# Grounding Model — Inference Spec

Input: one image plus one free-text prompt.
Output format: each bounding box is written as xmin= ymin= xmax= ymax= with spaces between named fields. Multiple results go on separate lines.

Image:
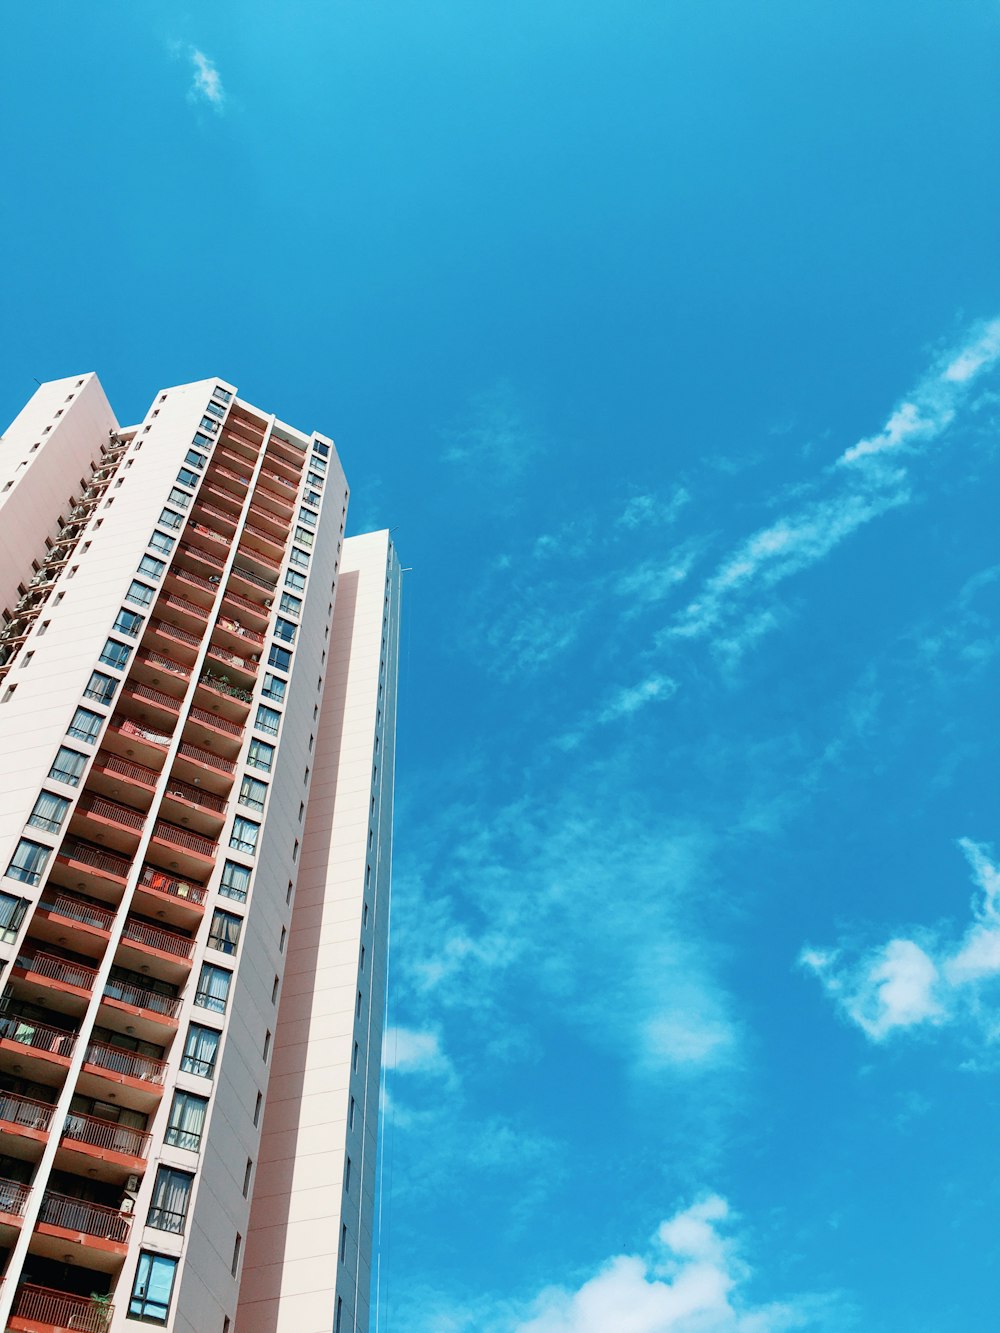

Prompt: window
xmin=297 ymin=506 xmax=317 ymax=528
xmin=246 ymin=738 xmax=274 ymax=773
xmin=176 ymin=467 xmax=200 ymax=490
xmin=254 ymin=1091 xmax=263 ymax=1126
xmin=98 ymin=637 xmax=131 ymax=671
xmin=200 ymin=416 xmax=219 ymax=434
xmin=304 ymin=489 xmax=322 ymax=507
xmin=125 ymin=580 xmax=154 ymax=608
xmin=184 ymin=448 xmax=206 ymax=470
xmin=213 ymin=387 xmax=232 ymax=404
xmin=138 ymin=554 xmax=165 ymax=580
xmin=284 ymin=568 xmax=306 ymax=592
xmin=181 ymin=1023 xmax=221 ymax=1078
xmin=279 ymin=592 xmax=301 ymax=617
xmin=112 ymin=608 xmax=143 ymax=638
xmin=335 ymin=1296 xmax=343 ymax=1333
xmin=231 ymin=1233 xmax=242 ymax=1276
xmin=261 ymin=673 xmax=285 ymax=703
xmin=129 ymin=1252 xmax=178 ymax=1325
xmin=158 ymin=507 xmax=183 ymax=531
xmin=279 ymin=926 xmax=286 ymax=953
xmin=0 ymin=891 xmax=28 ymax=944
xmin=205 ymin=402 xmax=226 ymax=421
xmin=344 ymin=1157 xmax=351 ymax=1193
xmin=307 ymin=470 xmax=325 ymax=489
xmin=27 ymin=791 xmax=70 ymax=834
xmin=267 ymin=644 xmax=291 ymax=672
xmin=271 ymin=975 xmax=279 ymax=1004
xmin=208 ymin=910 xmax=243 ymax=956
xmin=314 ymin=441 xmax=330 ymax=458
xmin=273 ymin=617 xmax=297 ymax=644
xmin=243 ymin=1158 xmax=253 ymax=1197
xmin=293 ymin=525 xmax=314 ymax=548
xmin=289 ymin=546 xmax=310 ymax=569
xmin=6 ymin=839 xmax=51 ymax=886
xmin=82 ymin=672 xmax=116 ymax=707
xmin=230 ymin=817 xmax=260 ymax=855
xmin=165 ymin=1090 xmax=208 ymax=1151
xmin=195 ymin=963 xmax=232 ymax=1014
xmin=352 ymin=1041 xmax=359 ymax=1072
xmin=149 ymin=529 xmax=176 ymax=554
xmin=148 ymin=1166 xmax=193 ymax=1233
xmin=67 ymin=706 xmax=102 ymax=743
xmin=255 ymin=705 xmax=280 ymax=737
xmin=167 ymin=486 xmax=190 ymax=509
xmin=219 ymin=860 xmax=251 ymax=903
xmin=239 ymin=775 xmax=268 ymax=812
xmin=340 ymin=1223 xmax=347 ymax=1262
xmin=348 ymin=1096 xmax=355 ymax=1130
xmin=195 ymin=430 xmax=215 ymax=449
xmin=262 ymin=1030 xmax=271 ymax=1062
xmin=49 ymin=746 xmax=87 ymax=786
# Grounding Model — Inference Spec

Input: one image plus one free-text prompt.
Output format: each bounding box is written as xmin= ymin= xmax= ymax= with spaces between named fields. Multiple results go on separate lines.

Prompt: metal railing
xmin=205 ymin=643 xmax=259 ymax=674
xmin=76 ymin=794 xmax=146 ymax=832
xmin=221 ymin=587 xmax=269 ymax=618
xmin=151 ymin=820 xmax=217 ymax=857
xmin=15 ymin=951 xmax=97 ymax=990
xmin=188 ymin=519 xmax=230 ymax=548
xmin=163 ymin=774 xmax=228 ymax=812
xmin=44 ymin=892 xmax=116 ymax=931
xmin=158 ymin=591 xmax=207 ymax=620
xmin=10 ymin=1287 xmax=114 ymax=1333
xmin=103 ymin=978 xmax=181 ymax=1019
xmin=230 ymin=563 xmax=276 ymax=592
xmin=198 ymin=672 xmax=253 ymax=704
xmin=189 ymin=704 xmax=244 ymax=737
xmin=243 ymin=518 xmax=285 ymax=549
xmin=0 ymin=1012 xmax=78 ymax=1057
xmin=92 ymin=751 xmax=160 ymax=789
xmin=216 ymin=616 xmax=264 ymax=646
xmin=110 ymin=717 xmax=173 ymax=747
xmin=177 ymin=539 xmax=224 ymax=570
xmin=147 ymin=616 xmax=202 ymax=647
xmin=177 ymin=740 xmax=236 ymax=774
xmin=61 ymin=1109 xmax=151 ymax=1159
xmin=121 ymin=918 xmax=194 ymax=959
xmin=0 ymin=1178 xmax=31 ymax=1216
xmin=38 ymin=1189 xmax=132 ymax=1242
xmin=122 ymin=682 xmax=183 ymax=712
xmin=0 ymin=1090 xmax=56 ymax=1132
xmin=139 ymin=865 xmax=207 ymax=905
xmin=57 ymin=839 xmax=130 ymax=880
xmin=238 ymin=541 xmax=281 ymax=568
xmin=168 ymin=563 xmax=218 ymax=594
xmin=84 ymin=1039 xmax=168 ymax=1083
xmin=135 ymin=647 xmax=190 ymax=677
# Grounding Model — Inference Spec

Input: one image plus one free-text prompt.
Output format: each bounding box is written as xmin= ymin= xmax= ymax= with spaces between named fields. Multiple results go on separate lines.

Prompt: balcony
xmin=184 ymin=704 xmax=245 ymax=759
xmin=221 ymin=423 xmax=263 ymax=461
xmin=172 ymin=740 xmax=235 ymax=798
xmin=100 ymin=976 xmax=181 ymax=1039
xmin=264 ymin=441 xmax=304 ymax=482
xmin=79 ymin=1040 xmax=167 ymax=1110
xmin=116 ymin=919 xmax=193 ymax=984
xmin=221 ymin=585 xmax=270 ymax=628
xmin=253 ymin=472 xmax=297 ymax=516
xmin=0 ymin=1012 xmax=77 ymax=1080
xmin=131 ymin=647 xmax=191 ymax=690
xmin=148 ymin=820 xmax=218 ymax=877
xmin=102 ymin=716 xmax=171 ymax=770
xmin=194 ymin=672 xmax=252 ymax=726
xmin=0 ymin=1177 xmax=31 ymax=1227
xmin=35 ymin=1190 xmax=131 ymax=1259
xmin=193 ymin=485 xmax=241 ymax=525
xmin=203 ymin=641 xmax=260 ymax=691
xmin=176 ymin=538 xmax=225 ymax=576
xmin=8 ymin=1284 xmax=114 ymax=1332
xmin=59 ymin=1109 xmax=151 ymax=1175
xmin=134 ymin=865 xmax=206 ymax=927
xmin=11 ymin=952 xmax=97 ymax=1013
xmin=117 ymin=681 xmax=183 ymax=736
xmin=165 ymin=561 xmax=219 ymax=607
xmin=245 ymin=509 xmax=287 ymax=551
xmin=230 ymin=560 xmax=277 ymax=598
xmin=51 ymin=840 xmax=129 ymax=904
xmin=159 ymin=775 xmax=227 ymax=840
xmin=155 ymin=591 xmax=209 ymax=636
xmin=70 ymin=795 xmax=146 ymax=855
xmin=143 ymin=616 xmax=202 ymax=666
xmin=0 ymin=1090 xmax=56 ymax=1148
xmin=187 ymin=518 xmax=231 ymax=554
xmin=85 ymin=751 xmax=158 ymax=812
xmin=29 ymin=894 xmax=114 ymax=960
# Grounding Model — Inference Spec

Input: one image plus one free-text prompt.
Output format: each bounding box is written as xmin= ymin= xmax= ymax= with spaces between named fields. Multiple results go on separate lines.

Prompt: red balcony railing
xmin=0 ymin=1090 xmax=56 ymax=1133
xmin=0 ymin=1013 xmax=77 ymax=1057
xmin=122 ymin=682 xmax=183 ymax=713
xmin=84 ymin=1039 xmax=167 ymax=1083
xmin=92 ymin=751 xmax=160 ymax=791
xmin=136 ymin=648 xmax=193 ymax=678
xmin=56 ymin=839 xmax=131 ymax=881
xmin=231 ymin=563 xmax=277 ymax=592
xmin=158 ymin=591 xmax=207 ymax=621
xmin=177 ymin=740 xmax=235 ymax=774
xmin=147 ymin=616 xmax=202 ymax=647
xmin=111 ymin=717 xmax=172 ymax=748
xmin=163 ymin=775 xmax=228 ymax=813
xmin=43 ymin=893 xmax=116 ymax=932
xmin=121 ymin=918 xmax=194 ymax=959
xmin=209 ymin=462 xmax=251 ymax=487
xmin=62 ymin=1110 xmax=152 ymax=1159
xmin=205 ymin=644 xmax=259 ymax=675
xmin=177 ymin=539 xmax=225 ymax=571
xmin=103 ymin=979 xmax=182 ymax=1019
xmin=260 ymin=465 xmax=297 ymax=491
xmin=10 ymin=1286 xmax=114 ymax=1332
xmin=15 ymin=951 xmax=98 ymax=990
xmin=169 ymin=564 xmax=218 ymax=594
xmin=151 ymin=820 xmax=217 ymax=857
xmin=188 ymin=520 xmax=230 ymax=549
xmin=75 ymin=795 xmax=146 ymax=833
xmin=244 ymin=519 xmax=284 ymax=549
xmin=38 ymin=1190 xmax=132 ymax=1243
xmin=0 ymin=1178 xmax=31 ymax=1217
xmin=216 ymin=616 xmax=264 ymax=646
xmin=221 ymin=587 xmax=269 ymax=618
xmin=188 ymin=704 xmax=243 ymax=737
xmin=139 ymin=865 xmax=207 ymax=905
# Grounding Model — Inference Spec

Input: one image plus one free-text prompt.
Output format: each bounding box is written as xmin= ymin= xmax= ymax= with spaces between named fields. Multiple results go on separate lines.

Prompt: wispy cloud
xmin=800 ymin=837 xmax=1000 ymax=1049
xmin=442 ymin=381 xmax=540 ymax=480
xmin=384 ymin=1026 xmax=455 ymax=1079
xmin=616 ymin=487 xmax=691 ymax=531
xmin=169 ymin=42 xmax=226 ymax=110
xmin=390 ymin=1196 xmax=846 ymax=1332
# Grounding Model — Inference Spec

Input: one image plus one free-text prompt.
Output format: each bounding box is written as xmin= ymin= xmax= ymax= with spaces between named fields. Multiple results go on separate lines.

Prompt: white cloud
xmin=801 ymin=838 xmax=1000 ymax=1047
xmin=389 ymin=1196 xmax=843 ymax=1333
xmin=515 ymin=1196 xmax=830 ymax=1333
xmin=442 ymin=382 xmax=539 ymax=479
xmin=598 ymin=673 xmax=678 ymax=724
xmin=383 ymin=1026 xmax=453 ymax=1077
xmin=189 ymin=48 xmax=225 ymax=107
xmin=617 ymin=488 xmax=691 ymax=531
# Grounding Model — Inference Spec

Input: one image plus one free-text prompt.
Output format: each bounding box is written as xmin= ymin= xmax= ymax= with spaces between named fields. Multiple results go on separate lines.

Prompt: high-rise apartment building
xmin=0 ymin=375 xmax=399 ymax=1333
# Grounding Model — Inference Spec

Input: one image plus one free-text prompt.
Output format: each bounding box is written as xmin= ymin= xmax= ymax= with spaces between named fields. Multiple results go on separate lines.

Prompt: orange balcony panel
xmin=0 ymin=1091 xmax=55 ymax=1145
xmin=0 ymin=1178 xmax=31 ymax=1228
xmin=35 ymin=1190 xmax=131 ymax=1257
xmin=55 ymin=841 xmax=129 ymax=887
xmin=8 ymin=1283 xmax=115 ymax=1332
xmin=0 ymin=1014 xmax=77 ymax=1068
xmin=12 ymin=952 xmax=97 ymax=1001
xmin=60 ymin=1110 xmax=151 ymax=1170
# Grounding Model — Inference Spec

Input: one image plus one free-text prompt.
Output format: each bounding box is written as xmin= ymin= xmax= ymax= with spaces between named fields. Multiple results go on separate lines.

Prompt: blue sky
xmin=3 ymin=4 xmax=1000 ymax=1329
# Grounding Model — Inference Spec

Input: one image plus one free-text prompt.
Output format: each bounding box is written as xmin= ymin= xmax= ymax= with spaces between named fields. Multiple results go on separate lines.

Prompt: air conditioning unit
xmin=120 ymin=1197 xmax=135 ymax=1215
xmin=125 ymin=1174 xmax=140 ymax=1194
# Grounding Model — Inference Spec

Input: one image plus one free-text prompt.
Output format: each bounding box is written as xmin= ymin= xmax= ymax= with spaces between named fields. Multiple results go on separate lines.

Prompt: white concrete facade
xmin=0 ymin=377 xmax=398 ymax=1333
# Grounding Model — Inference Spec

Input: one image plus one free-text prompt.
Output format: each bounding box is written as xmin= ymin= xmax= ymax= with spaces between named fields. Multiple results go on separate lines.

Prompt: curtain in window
xmin=149 ymin=1167 xmax=192 ymax=1233
xmin=7 ymin=840 xmax=50 ymax=885
xmin=220 ymin=861 xmax=251 ymax=901
xmin=28 ymin=791 xmax=68 ymax=832
xmin=167 ymin=1091 xmax=207 ymax=1150
xmin=197 ymin=965 xmax=231 ymax=1012
xmin=0 ymin=892 xmax=27 ymax=943
xmin=210 ymin=912 xmax=242 ymax=955
xmin=182 ymin=1025 xmax=220 ymax=1076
